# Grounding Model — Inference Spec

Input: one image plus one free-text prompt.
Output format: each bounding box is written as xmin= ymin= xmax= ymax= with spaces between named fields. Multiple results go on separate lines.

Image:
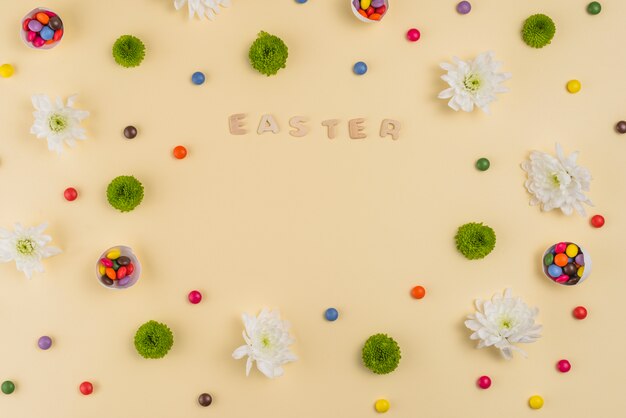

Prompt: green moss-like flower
xmin=112 ymin=35 xmax=146 ymax=68
xmin=455 ymin=222 xmax=496 ymax=260
xmin=248 ymin=31 xmax=288 ymax=76
xmin=362 ymin=333 xmax=401 ymax=375
xmin=522 ymin=14 xmax=556 ymax=48
xmin=107 ymin=175 xmax=144 ymax=212
xmin=134 ymin=320 xmax=174 ymax=359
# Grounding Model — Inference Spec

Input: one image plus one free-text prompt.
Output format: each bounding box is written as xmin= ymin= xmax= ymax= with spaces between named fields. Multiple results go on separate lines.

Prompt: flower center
xmin=48 ymin=113 xmax=68 ymax=133
xmin=261 ymin=335 xmax=271 ymax=348
xmin=16 ymin=238 xmax=36 ymax=256
xmin=463 ymin=73 xmax=482 ymax=92
xmin=551 ymin=173 xmax=560 ymax=186
xmin=499 ymin=317 xmax=513 ymax=330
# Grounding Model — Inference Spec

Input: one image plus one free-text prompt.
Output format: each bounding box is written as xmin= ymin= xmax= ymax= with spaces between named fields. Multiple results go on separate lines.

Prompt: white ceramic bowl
xmin=541 ymin=242 xmax=591 ymax=286
xmin=96 ymin=245 xmax=141 ymax=290
xmin=20 ymin=8 xmax=64 ymax=50
xmin=351 ymin=0 xmax=389 ymax=23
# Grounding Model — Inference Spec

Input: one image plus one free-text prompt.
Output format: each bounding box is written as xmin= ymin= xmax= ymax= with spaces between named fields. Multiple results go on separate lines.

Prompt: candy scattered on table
xmin=0 ymin=64 xmax=15 ymax=78
xmin=410 ymin=285 xmax=426 ymax=299
xmin=566 ymin=79 xmax=581 ymax=93
xmin=192 ymin=71 xmax=205 ymax=85
xmin=456 ymin=1 xmax=471 ymax=14
xmin=475 ymin=157 xmax=490 ymax=171
xmin=353 ymin=61 xmax=368 ymax=75
xmin=477 ymin=375 xmax=491 ymax=389
xmin=587 ymin=2 xmax=602 ymax=15
xmin=590 ymin=214 xmax=605 ymax=228
xmin=123 ymin=125 xmax=137 ymax=139
xmin=353 ymin=0 xmax=387 ymax=21
xmin=616 ymin=121 xmax=626 ymax=134
xmin=188 ymin=290 xmax=202 ymax=304
xmin=324 ymin=307 xmax=339 ymax=321
xmin=528 ymin=395 xmax=544 ymax=409
xmin=198 ymin=392 xmax=213 ymax=406
xmin=406 ymin=28 xmax=420 ymax=42
xmin=543 ymin=242 xmax=586 ymax=285
xmin=21 ymin=9 xmax=63 ymax=49
xmin=556 ymin=359 xmax=571 ymax=373
xmin=1 ymin=380 xmax=15 ymax=395
xmin=79 ymin=381 xmax=93 ymax=395
xmin=374 ymin=399 xmax=390 ymax=413
xmin=173 ymin=145 xmax=188 ymax=159
xmin=573 ymin=306 xmax=588 ymax=320
xmin=64 ymin=187 xmax=78 ymax=201
xmin=38 ymin=336 xmax=52 ymax=350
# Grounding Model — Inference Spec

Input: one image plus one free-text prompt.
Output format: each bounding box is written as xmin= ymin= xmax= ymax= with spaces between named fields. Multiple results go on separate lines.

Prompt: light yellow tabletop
xmin=1 ymin=0 xmax=625 ymax=417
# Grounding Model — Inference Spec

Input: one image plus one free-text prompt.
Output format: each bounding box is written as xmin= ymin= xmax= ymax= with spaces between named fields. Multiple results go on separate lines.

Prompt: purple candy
xmin=575 ymin=254 xmax=585 ymax=266
xmin=117 ymin=276 xmax=131 ymax=286
xmin=353 ymin=0 xmax=360 ymax=9
xmin=371 ymin=0 xmax=385 ymax=7
xmin=456 ymin=1 xmax=471 ymax=14
xmin=28 ymin=20 xmax=43 ymax=32
xmin=38 ymin=336 xmax=52 ymax=350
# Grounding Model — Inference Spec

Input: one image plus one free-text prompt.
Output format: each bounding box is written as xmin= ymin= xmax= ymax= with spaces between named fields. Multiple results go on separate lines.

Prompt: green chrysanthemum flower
xmin=134 ymin=320 xmax=174 ymax=359
xmin=455 ymin=222 xmax=496 ymax=260
xmin=362 ymin=333 xmax=401 ymax=375
xmin=112 ymin=35 xmax=146 ymax=68
xmin=522 ymin=14 xmax=556 ymax=48
xmin=248 ymin=31 xmax=288 ymax=76
xmin=106 ymin=175 xmax=144 ymax=212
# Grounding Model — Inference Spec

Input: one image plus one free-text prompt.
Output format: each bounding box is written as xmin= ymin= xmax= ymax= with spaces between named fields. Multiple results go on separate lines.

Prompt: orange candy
xmin=173 ymin=145 xmax=187 ymax=159
xmin=35 ymin=12 xmax=49 ymax=25
xmin=411 ymin=285 xmax=426 ymax=299
xmin=369 ymin=13 xmax=382 ymax=20
xmin=554 ymin=253 xmax=568 ymax=267
xmin=358 ymin=9 xmax=368 ymax=18
xmin=105 ymin=268 xmax=117 ymax=280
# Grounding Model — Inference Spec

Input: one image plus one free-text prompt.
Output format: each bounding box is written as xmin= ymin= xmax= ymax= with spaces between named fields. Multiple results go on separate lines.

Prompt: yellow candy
xmin=567 ymin=79 xmax=581 ymax=93
xmin=98 ymin=265 xmax=106 ymax=275
xmin=106 ymin=249 xmax=121 ymax=260
xmin=374 ymin=399 xmax=390 ymax=413
xmin=529 ymin=395 xmax=544 ymax=410
xmin=0 ymin=64 xmax=14 ymax=78
xmin=566 ymin=244 xmax=579 ymax=258
xmin=361 ymin=0 xmax=372 ymax=10
xmin=578 ymin=266 xmax=585 ymax=277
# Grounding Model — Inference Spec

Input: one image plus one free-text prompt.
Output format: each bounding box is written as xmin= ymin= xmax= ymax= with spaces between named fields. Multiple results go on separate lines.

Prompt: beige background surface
xmin=1 ymin=0 xmax=625 ymax=417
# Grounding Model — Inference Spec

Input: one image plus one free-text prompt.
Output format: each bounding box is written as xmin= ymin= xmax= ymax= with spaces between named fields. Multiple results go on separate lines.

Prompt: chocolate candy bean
xmin=48 ymin=16 xmax=63 ymax=31
xmin=117 ymin=256 xmax=130 ymax=266
xmin=101 ymin=276 xmax=114 ymax=286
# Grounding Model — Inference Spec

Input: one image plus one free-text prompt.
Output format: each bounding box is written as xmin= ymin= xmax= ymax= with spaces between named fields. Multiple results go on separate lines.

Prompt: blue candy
xmin=324 ymin=308 xmax=339 ymax=321
xmin=353 ymin=61 xmax=368 ymax=75
xmin=548 ymin=264 xmax=563 ymax=278
xmin=191 ymin=71 xmax=205 ymax=85
xmin=295 ymin=0 xmax=308 ymax=3
xmin=40 ymin=26 xmax=55 ymax=41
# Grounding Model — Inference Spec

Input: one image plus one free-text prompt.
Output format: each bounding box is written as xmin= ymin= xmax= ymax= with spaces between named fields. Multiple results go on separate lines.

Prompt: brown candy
xmin=48 ymin=16 xmax=63 ymax=31
xmin=101 ymin=276 xmax=114 ymax=286
xmin=616 ymin=121 xmax=626 ymax=134
xmin=563 ymin=263 xmax=577 ymax=277
xmin=198 ymin=393 xmax=212 ymax=407
xmin=117 ymin=256 xmax=131 ymax=266
xmin=123 ymin=126 xmax=137 ymax=139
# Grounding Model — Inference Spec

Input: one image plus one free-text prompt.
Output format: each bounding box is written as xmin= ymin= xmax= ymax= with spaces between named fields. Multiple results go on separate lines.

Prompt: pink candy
xmin=100 ymin=258 xmax=113 ymax=268
xmin=554 ymin=242 xmax=567 ymax=254
xmin=555 ymin=275 xmax=570 ymax=283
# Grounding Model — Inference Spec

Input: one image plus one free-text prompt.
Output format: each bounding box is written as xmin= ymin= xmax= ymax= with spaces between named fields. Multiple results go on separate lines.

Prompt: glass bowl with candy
xmin=351 ymin=0 xmax=389 ymax=23
xmin=20 ymin=7 xmax=64 ymax=50
xmin=542 ymin=241 xmax=592 ymax=286
xmin=96 ymin=246 xmax=141 ymax=290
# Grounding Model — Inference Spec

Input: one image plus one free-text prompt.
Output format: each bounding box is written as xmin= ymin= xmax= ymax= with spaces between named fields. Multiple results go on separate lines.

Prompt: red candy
xmin=573 ymin=306 xmax=587 ymax=320
xmin=79 ymin=381 xmax=93 ymax=395
xmin=116 ymin=266 xmax=128 ymax=280
xmin=53 ymin=29 xmax=63 ymax=42
xmin=554 ymin=242 xmax=567 ymax=254
xmin=27 ymin=31 xmax=37 ymax=42
xmin=477 ymin=375 xmax=491 ymax=389
xmin=365 ymin=6 xmax=375 ymax=15
xmin=188 ymin=290 xmax=203 ymax=304
xmin=64 ymin=187 xmax=78 ymax=201
xmin=375 ymin=5 xmax=387 ymax=14
xmin=33 ymin=36 xmax=45 ymax=48
xmin=126 ymin=263 xmax=135 ymax=275
xmin=590 ymin=214 xmax=605 ymax=228
xmin=556 ymin=359 xmax=571 ymax=373
xmin=23 ymin=18 xmax=31 ymax=31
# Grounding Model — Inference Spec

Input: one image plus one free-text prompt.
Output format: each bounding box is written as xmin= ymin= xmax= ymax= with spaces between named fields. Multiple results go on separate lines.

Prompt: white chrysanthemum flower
xmin=465 ymin=289 xmax=542 ymax=360
xmin=521 ymin=143 xmax=593 ymax=216
xmin=232 ymin=308 xmax=297 ymax=378
xmin=30 ymin=94 xmax=89 ymax=154
xmin=438 ymin=51 xmax=511 ymax=113
xmin=0 ymin=223 xmax=62 ymax=279
xmin=174 ymin=0 xmax=231 ymax=20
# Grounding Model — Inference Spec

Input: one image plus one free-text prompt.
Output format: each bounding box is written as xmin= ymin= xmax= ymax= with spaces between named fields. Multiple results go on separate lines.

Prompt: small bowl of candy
xmin=20 ymin=7 xmax=64 ymax=50
xmin=96 ymin=245 xmax=141 ymax=290
xmin=351 ymin=0 xmax=389 ymax=22
xmin=542 ymin=241 xmax=591 ymax=286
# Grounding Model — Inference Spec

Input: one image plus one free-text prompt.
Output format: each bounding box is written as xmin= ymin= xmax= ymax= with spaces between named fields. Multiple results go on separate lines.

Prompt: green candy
xmin=112 ymin=260 xmax=120 ymax=270
xmin=1 ymin=380 xmax=15 ymax=395
xmin=587 ymin=2 xmax=601 ymax=15
xmin=543 ymin=253 xmax=554 ymax=266
xmin=475 ymin=158 xmax=490 ymax=171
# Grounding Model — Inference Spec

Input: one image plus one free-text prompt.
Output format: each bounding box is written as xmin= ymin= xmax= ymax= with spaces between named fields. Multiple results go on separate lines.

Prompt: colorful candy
xmin=192 ymin=71 xmax=205 ymax=85
xmin=616 ymin=121 xmax=626 ymax=134
xmin=38 ymin=336 xmax=52 ymax=350
xmin=173 ymin=145 xmax=188 ymax=159
xmin=99 ymin=249 xmax=137 ymax=287
xmin=528 ymin=395 xmax=544 ymax=410
xmin=554 ymin=253 xmax=568 ymax=267
xmin=1 ymin=380 xmax=15 ymax=395
xmin=353 ymin=61 xmax=368 ymax=75
xmin=79 ymin=381 xmax=93 ymax=395
xmin=64 ymin=187 xmax=78 ymax=201
xmin=374 ymin=399 xmax=390 ymax=413
xmin=475 ymin=157 xmax=490 ymax=171
xmin=198 ymin=393 xmax=213 ymax=406
xmin=590 ymin=214 xmax=605 ymax=228
xmin=557 ymin=359 xmax=571 ymax=373
xmin=0 ymin=64 xmax=14 ymax=78
xmin=457 ymin=1 xmax=472 ymax=14
xmin=573 ymin=306 xmax=588 ymax=320
xmin=188 ymin=290 xmax=203 ymax=304
xmin=410 ymin=285 xmax=426 ymax=299
xmin=544 ymin=242 xmax=587 ymax=285
xmin=567 ymin=79 xmax=581 ymax=93
xmin=353 ymin=0 xmax=387 ymax=21
xmin=565 ymin=244 xmax=579 ymax=258
xmin=21 ymin=9 xmax=63 ymax=49
xmin=406 ymin=28 xmax=420 ymax=42
xmin=124 ymin=126 xmax=137 ymax=139
xmin=477 ymin=375 xmax=491 ymax=389
xmin=324 ymin=307 xmax=339 ymax=321
xmin=116 ymin=266 xmax=128 ymax=280
xmin=587 ymin=2 xmax=602 ymax=15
